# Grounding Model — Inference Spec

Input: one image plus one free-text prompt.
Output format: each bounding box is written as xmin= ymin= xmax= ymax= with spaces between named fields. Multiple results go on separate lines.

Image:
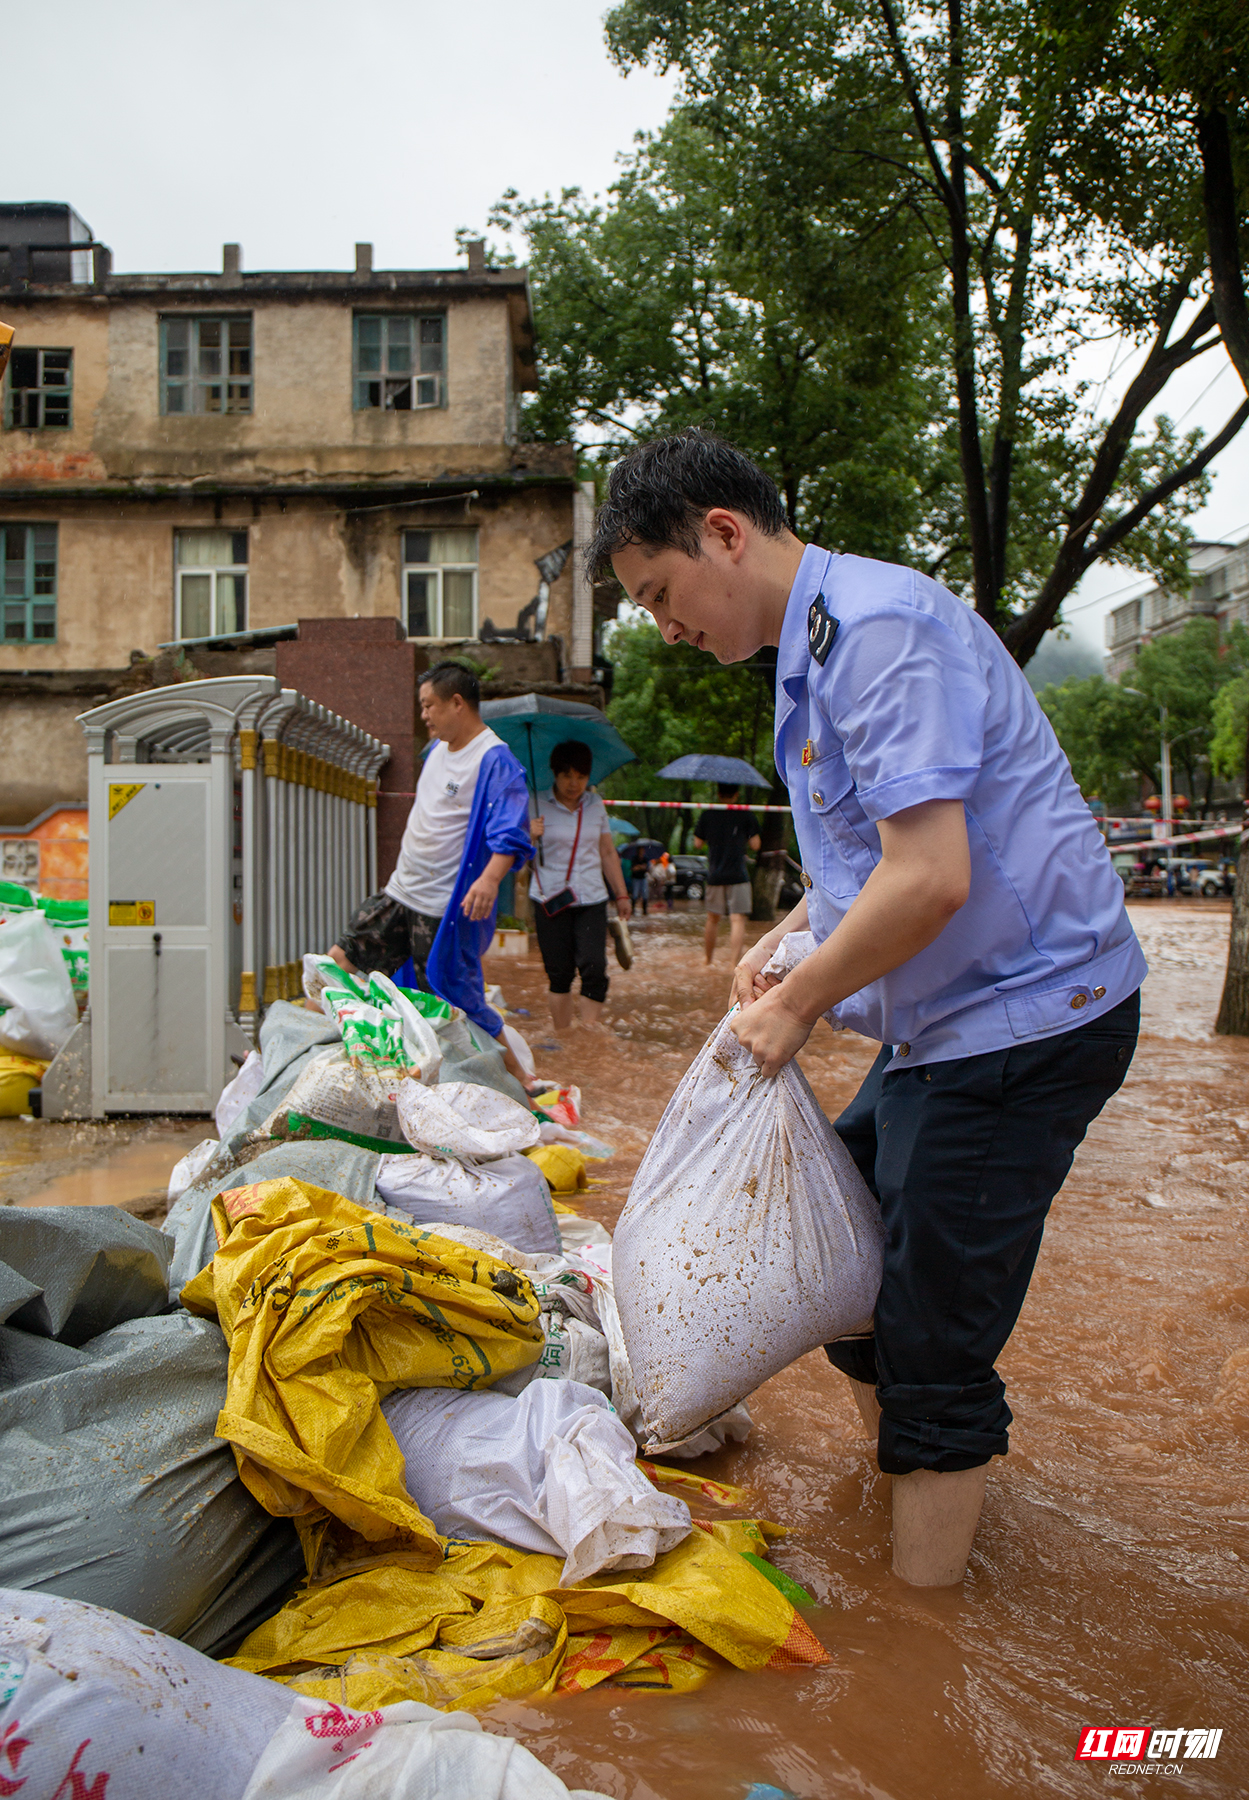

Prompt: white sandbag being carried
xmin=416 ymin=1222 xmax=734 ymax=1452
xmin=382 ymin=1380 xmax=691 ymax=1584
xmin=397 ymin=1079 xmax=540 ymax=1158
xmin=0 ymin=912 xmax=79 ymax=1061
xmin=613 ymin=1012 xmax=885 ymax=1452
xmin=0 ymin=1588 xmax=608 ymax=1800
xmin=376 ymin=1149 xmax=560 ymax=1255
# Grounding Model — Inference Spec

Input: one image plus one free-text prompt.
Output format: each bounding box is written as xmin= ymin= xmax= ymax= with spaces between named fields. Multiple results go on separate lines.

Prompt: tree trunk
xmin=751 ymin=773 xmax=790 ymax=921
xmin=1215 ymin=824 xmax=1249 ymax=1033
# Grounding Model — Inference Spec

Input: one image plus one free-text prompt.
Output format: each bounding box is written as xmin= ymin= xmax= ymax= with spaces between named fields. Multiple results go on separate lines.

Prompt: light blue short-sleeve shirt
xmin=777 ymin=546 xmax=1147 ymax=1067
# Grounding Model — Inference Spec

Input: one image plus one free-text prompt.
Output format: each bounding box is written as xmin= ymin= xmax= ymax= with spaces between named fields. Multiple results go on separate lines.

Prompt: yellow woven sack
xmin=525 ymin=1142 xmax=588 ymax=1192
xmin=0 ymin=1053 xmax=48 ymax=1117
xmin=181 ymin=1178 xmax=543 ymax=1574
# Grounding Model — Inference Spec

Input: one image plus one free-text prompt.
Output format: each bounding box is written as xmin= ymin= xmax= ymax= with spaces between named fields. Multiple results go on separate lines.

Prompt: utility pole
xmin=1125 ymin=690 xmax=1173 ymax=889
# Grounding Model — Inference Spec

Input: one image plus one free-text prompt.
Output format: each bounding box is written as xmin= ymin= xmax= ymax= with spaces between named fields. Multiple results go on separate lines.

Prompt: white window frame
xmin=174 ymin=530 xmax=248 ymax=641
xmin=401 ymin=528 xmax=478 ymax=639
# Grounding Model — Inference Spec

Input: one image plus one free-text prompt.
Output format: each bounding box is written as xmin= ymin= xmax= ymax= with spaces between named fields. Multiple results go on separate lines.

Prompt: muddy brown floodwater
xmin=487 ymin=902 xmax=1249 ymax=1799
xmin=2 ymin=901 xmax=1244 ymax=1795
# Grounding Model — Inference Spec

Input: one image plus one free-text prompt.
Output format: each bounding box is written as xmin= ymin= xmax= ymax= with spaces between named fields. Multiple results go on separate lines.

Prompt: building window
xmin=161 ymin=316 xmax=252 ymax=414
xmin=5 ymin=349 xmax=72 ymax=429
xmin=1 ymin=524 xmax=57 ymax=642
xmin=175 ymin=530 xmax=247 ymax=640
xmin=402 ymin=528 xmax=477 ymax=638
xmin=354 ymin=314 xmax=444 ymax=410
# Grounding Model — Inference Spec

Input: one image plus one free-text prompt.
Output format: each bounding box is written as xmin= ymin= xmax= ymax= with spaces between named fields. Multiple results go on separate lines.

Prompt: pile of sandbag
xmin=0 ymin=1207 xmax=302 ymax=1655
xmin=0 ymin=1587 xmax=609 ymax=1800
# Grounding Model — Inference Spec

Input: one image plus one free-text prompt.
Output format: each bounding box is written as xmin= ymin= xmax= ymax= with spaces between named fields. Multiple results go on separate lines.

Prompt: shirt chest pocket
xmin=806 ymin=757 xmax=880 ymax=897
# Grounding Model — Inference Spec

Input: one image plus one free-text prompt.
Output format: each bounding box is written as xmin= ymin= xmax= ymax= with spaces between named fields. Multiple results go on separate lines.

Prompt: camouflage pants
xmin=337 ymin=891 xmax=442 ymax=991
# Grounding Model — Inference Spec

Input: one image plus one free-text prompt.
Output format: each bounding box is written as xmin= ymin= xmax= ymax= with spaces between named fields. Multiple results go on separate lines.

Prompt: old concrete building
xmin=1104 ymin=537 xmax=1249 ymax=680
xmin=0 ymin=205 xmax=606 ymax=853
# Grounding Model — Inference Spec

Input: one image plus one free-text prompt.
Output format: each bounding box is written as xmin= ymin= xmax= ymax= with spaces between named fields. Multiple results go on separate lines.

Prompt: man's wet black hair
xmin=716 ymin=782 xmax=741 ymax=800
xmin=588 ymin=429 xmax=788 ymax=581
xmin=550 ymin=739 xmax=594 ymax=777
xmin=420 ymin=660 xmax=480 ymax=708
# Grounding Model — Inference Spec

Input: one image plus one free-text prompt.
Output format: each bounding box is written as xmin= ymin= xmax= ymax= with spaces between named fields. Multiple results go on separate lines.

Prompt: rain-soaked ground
xmin=2 ymin=900 xmax=1246 ymax=1796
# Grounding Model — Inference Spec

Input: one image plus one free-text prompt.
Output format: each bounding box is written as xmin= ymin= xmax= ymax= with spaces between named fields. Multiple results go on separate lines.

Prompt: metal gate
xmin=74 ymin=676 xmax=387 ymax=1116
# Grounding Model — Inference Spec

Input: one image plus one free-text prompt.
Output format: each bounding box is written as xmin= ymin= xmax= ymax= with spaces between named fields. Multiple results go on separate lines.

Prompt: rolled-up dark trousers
xmin=825 ymin=992 xmax=1139 ymax=1474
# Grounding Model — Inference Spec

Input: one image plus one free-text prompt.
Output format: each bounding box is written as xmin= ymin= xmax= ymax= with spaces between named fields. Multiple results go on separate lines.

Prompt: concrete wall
xmin=0 ymin=687 xmax=102 ymax=825
xmin=0 ymin=293 xmax=522 ymax=485
xmin=0 ymin=484 xmax=575 ymax=672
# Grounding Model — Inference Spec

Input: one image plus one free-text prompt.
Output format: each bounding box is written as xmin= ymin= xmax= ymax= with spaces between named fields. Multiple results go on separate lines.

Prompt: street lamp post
xmin=1124 ymin=689 xmax=1174 ymax=888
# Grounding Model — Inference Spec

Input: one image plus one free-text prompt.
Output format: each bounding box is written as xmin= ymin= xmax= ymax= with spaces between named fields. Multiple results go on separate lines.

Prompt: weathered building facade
xmin=1104 ymin=537 xmax=1249 ymax=680
xmin=0 ymin=208 xmax=599 ymax=830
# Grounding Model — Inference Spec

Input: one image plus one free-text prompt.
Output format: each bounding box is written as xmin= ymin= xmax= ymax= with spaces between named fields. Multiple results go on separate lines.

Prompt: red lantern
xmin=1173 ymin=794 xmax=1190 ymax=813
xmin=1144 ymin=795 xmax=1162 ymax=814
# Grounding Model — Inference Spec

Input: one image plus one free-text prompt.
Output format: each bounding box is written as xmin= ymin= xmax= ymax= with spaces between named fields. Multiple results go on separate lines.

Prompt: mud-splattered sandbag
xmin=397 ymin=1079 xmax=540 ymax=1158
xmin=612 ymin=1013 xmax=884 ymax=1451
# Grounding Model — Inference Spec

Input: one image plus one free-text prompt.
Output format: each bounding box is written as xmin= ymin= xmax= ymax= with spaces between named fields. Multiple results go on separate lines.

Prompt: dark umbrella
xmin=480 ymin=695 xmax=636 ymax=790
xmin=655 ymin=753 xmax=771 ymax=789
xmin=480 ymin=694 xmax=637 ymax=867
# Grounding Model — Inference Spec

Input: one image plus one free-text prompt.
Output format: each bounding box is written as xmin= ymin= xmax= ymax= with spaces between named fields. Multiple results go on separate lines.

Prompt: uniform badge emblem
xmin=801 ymin=738 xmax=814 ymax=766
xmin=807 ymin=593 xmax=839 ymax=665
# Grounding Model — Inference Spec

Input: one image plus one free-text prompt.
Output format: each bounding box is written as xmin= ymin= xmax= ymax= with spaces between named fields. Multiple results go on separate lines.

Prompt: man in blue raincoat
xmin=332 ymin=661 xmax=533 ymax=1079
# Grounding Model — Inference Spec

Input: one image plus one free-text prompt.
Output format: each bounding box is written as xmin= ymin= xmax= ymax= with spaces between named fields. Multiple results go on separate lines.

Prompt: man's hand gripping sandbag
xmin=612 ymin=1013 xmax=885 ymax=1451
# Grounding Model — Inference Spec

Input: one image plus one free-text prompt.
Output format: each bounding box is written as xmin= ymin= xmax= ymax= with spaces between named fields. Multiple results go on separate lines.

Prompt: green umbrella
xmin=479 ymin=695 xmax=637 ymax=790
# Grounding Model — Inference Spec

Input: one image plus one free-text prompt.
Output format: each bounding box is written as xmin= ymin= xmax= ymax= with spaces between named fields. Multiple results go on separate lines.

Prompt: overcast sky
xmin=8 ymin=0 xmax=1245 ymax=657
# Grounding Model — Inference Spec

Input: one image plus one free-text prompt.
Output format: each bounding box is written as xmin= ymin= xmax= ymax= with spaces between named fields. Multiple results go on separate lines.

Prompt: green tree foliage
xmin=492 ymin=118 xmax=948 ymax=561
xmin=600 ymin=610 xmax=785 ymax=849
xmin=1211 ymin=674 xmax=1249 ymax=781
xmin=1039 ymin=618 xmax=1249 ymax=809
xmin=603 ymin=0 xmax=1249 ymax=660
xmin=1036 ymin=675 xmax=1153 ymax=812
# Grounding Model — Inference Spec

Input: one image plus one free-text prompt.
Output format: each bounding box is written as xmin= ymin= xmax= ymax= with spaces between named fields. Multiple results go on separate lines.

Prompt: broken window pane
xmin=354 ymin=313 xmax=443 ymax=409
xmin=4 ymin=347 xmax=73 ymax=429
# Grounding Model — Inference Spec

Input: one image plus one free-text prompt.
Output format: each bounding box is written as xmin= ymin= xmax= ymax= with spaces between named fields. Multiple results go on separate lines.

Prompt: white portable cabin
xmin=56 ymin=676 xmax=388 ymax=1118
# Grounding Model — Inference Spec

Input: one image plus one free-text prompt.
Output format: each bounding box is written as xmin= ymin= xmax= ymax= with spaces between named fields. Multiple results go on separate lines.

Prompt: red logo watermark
xmin=1075 ymin=1727 xmax=1223 ymax=1762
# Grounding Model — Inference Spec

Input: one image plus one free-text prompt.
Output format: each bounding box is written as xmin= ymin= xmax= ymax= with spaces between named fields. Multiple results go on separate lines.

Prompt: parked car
xmin=1189 ymin=858 xmax=1236 ymax=898
xmin=669 ymin=854 xmax=709 ymax=900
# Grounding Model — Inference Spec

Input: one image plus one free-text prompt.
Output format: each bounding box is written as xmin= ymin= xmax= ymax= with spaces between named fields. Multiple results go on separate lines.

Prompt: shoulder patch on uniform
xmin=807 ymin=593 xmax=840 ymax=666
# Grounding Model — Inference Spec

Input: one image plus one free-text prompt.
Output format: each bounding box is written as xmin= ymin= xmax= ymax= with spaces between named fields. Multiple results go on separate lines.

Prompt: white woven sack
xmin=613 ymin=1012 xmax=885 ymax=1451
xmin=397 ymin=1079 xmax=540 ymax=1158
xmin=0 ymin=911 xmax=78 ymax=1061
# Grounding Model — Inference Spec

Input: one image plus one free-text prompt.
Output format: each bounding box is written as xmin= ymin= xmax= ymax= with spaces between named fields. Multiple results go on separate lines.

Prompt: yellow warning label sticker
xmin=108 ymin=901 xmax=156 ymax=927
xmin=108 ymin=782 xmax=145 ymax=819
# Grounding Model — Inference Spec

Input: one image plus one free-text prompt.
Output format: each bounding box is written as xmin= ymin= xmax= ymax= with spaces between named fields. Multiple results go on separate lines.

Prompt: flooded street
xmin=2 ymin=901 xmax=1245 ymax=1794
xmin=490 ymin=902 xmax=1249 ymax=1799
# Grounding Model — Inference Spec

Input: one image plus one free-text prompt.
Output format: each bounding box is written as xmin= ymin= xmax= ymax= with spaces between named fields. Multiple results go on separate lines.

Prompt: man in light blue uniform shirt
xmin=594 ymin=429 xmax=1145 ymax=1589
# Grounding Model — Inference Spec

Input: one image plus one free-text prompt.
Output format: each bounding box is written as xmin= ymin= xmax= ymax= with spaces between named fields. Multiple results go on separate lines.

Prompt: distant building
xmin=0 ymin=204 xmax=597 ymax=676
xmin=0 ymin=203 xmax=611 ymax=847
xmin=1104 ymin=538 xmax=1249 ymax=679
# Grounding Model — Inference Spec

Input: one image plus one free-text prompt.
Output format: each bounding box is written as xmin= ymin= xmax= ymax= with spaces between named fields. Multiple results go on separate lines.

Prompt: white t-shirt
xmin=530 ymin=788 xmax=611 ymax=906
xmin=385 ymin=727 xmax=502 ymax=916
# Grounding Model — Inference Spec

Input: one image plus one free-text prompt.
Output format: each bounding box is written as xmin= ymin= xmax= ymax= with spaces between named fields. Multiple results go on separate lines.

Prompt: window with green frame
xmin=354 ymin=313 xmax=444 ymax=410
xmin=5 ymin=349 xmax=72 ymax=429
xmin=160 ymin=315 xmax=252 ymax=414
xmin=2 ymin=524 xmax=57 ymax=642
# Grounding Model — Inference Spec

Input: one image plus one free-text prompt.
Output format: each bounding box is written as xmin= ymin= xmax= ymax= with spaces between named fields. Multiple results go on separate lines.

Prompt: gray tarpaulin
xmin=0 ymin=1214 xmax=302 ymax=1658
xmin=0 ymin=1206 xmax=171 ymax=1345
